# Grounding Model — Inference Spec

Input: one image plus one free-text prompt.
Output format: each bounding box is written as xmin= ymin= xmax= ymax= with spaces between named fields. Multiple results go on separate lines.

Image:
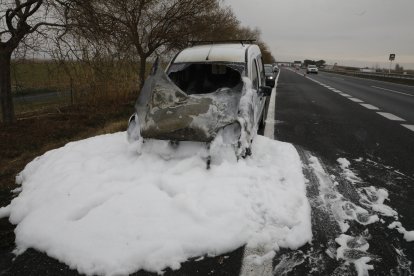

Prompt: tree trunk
xmin=0 ymin=51 xmax=15 ymax=124
xmin=139 ymin=56 xmax=147 ymax=90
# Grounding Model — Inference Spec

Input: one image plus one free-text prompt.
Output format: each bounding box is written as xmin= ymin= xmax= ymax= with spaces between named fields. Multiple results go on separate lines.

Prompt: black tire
xmin=259 ymin=112 xmax=265 ymax=129
xmin=259 ymin=96 xmax=270 ymax=130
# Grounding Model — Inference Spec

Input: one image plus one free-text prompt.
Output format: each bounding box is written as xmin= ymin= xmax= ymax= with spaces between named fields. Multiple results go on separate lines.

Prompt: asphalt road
xmin=274 ymin=67 xmax=414 ymax=274
xmin=276 ymin=68 xmax=414 ymax=174
xmin=313 ymin=71 xmax=414 ymax=122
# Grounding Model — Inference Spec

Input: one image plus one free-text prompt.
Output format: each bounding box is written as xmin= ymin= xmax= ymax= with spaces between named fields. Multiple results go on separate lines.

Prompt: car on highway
xmin=265 ymin=64 xmax=277 ymax=87
xmin=127 ymin=42 xmax=272 ymax=160
xmin=273 ymin=64 xmax=279 ymax=73
xmin=306 ymin=64 xmax=319 ymax=74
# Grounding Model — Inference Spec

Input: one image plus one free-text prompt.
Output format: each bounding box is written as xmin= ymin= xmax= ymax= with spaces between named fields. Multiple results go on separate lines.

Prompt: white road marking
xmin=371 ymin=86 xmax=414 ymax=97
xmin=339 ymin=93 xmax=352 ymax=97
xmin=246 ymin=73 xmax=280 ymax=276
xmin=402 ymin=124 xmax=414 ymax=132
xmin=349 ymin=98 xmax=364 ymax=103
xmin=240 ymin=247 xmax=274 ymax=276
xmin=247 ymin=71 xmax=281 ymax=275
xmin=360 ymin=104 xmax=380 ymax=110
xmin=264 ymin=72 xmax=280 ymax=139
xmin=376 ymin=112 xmax=406 ymax=121
xmin=240 ymin=72 xmax=282 ymax=276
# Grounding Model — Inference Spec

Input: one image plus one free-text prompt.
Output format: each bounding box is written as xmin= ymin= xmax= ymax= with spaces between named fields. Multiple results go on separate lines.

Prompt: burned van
xmin=127 ymin=43 xmax=271 ymax=158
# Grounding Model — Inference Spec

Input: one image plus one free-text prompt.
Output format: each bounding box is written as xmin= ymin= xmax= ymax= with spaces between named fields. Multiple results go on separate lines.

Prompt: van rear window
xmin=168 ymin=63 xmax=244 ymax=95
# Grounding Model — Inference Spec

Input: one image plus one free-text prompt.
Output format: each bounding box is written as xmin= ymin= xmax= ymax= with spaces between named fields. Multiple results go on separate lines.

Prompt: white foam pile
xmin=338 ymin=158 xmax=414 ymax=243
xmin=337 ymin=158 xmax=361 ymax=184
xmin=308 ymin=156 xmax=378 ymax=233
xmin=335 ymin=234 xmax=373 ymax=276
xmin=359 ymin=186 xmax=398 ymax=217
xmin=388 ymin=222 xmax=414 ymax=242
xmin=1 ymin=133 xmax=312 ymax=275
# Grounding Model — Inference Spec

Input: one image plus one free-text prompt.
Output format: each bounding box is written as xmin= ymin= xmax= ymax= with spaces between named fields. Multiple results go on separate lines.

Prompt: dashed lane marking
xmin=371 ymin=86 xmax=414 ymax=97
xmin=304 ymin=72 xmax=414 ymax=132
xmin=360 ymin=104 xmax=380 ymax=110
xmin=376 ymin=112 xmax=406 ymax=121
xmin=402 ymin=124 xmax=414 ymax=132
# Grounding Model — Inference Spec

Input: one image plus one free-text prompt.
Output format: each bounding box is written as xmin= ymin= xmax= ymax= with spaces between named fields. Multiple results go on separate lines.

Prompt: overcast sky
xmin=224 ymin=0 xmax=414 ymax=69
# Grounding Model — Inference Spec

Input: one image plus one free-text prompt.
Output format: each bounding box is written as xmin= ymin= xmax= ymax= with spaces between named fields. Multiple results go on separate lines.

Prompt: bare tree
xmin=68 ymin=0 xmax=222 ymax=88
xmin=230 ymin=26 xmax=275 ymax=63
xmin=0 ymin=0 xmax=68 ymax=123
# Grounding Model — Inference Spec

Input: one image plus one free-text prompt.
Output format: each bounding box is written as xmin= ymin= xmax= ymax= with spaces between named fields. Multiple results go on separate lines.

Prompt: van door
xmin=252 ymin=57 xmax=266 ymax=126
xmin=251 ymin=58 xmax=265 ymax=127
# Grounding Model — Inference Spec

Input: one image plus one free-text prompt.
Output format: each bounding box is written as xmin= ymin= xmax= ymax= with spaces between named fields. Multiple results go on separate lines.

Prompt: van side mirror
xmin=259 ymin=86 xmax=272 ymax=96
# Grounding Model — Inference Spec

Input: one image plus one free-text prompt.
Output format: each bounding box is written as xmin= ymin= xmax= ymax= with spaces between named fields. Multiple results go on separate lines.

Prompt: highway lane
xmin=277 ymin=68 xmax=414 ymax=174
xmin=275 ymin=67 xmax=414 ymax=275
xmin=307 ymin=71 xmax=414 ymax=123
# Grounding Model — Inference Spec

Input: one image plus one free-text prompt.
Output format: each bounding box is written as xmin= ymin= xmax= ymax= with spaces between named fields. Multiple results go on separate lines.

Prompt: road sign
xmin=389 ymin=54 xmax=395 ymax=61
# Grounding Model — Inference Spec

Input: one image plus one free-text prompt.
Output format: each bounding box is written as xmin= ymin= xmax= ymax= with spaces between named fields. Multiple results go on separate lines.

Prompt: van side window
xmin=258 ymin=57 xmax=265 ymax=85
xmin=252 ymin=59 xmax=259 ymax=90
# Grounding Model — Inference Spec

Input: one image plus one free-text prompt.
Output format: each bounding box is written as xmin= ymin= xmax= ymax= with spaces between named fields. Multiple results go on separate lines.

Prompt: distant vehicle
xmin=127 ymin=42 xmax=272 ymax=161
xmin=264 ymin=64 xmax=277 ymax=87
xmin=307 ymin=65 xmax=319 ymax=74
xmin=273 ymin=64 xmax=279 ymax=73
xmin=294 ymin=61 xmax=302 ymax=68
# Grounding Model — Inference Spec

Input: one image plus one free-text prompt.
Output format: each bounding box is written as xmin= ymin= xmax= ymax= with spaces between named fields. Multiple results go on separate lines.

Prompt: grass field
xmin=6 ymin=59 xmax=142 ymax=116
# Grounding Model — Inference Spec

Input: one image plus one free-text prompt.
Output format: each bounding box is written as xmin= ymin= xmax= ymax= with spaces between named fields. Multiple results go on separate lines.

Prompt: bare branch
xmin=28 ymin=21 xmax=66 ymax=33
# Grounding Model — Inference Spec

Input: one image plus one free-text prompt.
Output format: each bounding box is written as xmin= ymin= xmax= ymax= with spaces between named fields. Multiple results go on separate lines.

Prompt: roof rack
xmin=188 ymin=40 xmax=256 ymax=47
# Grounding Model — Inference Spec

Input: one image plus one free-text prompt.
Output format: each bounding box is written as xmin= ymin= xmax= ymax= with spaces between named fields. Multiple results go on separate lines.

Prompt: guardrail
xmin=320 ymin=69 xmax=414 ymax=85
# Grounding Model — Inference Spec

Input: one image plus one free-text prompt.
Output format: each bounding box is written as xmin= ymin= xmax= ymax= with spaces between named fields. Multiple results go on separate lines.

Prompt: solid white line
xmin=377 ymin=112 xmax=406 ymax=121
xmin=239 ymin=247 xmax=274 ymax=276
xmin=402 ymin=124 xmax=414 ymax=132
xmin=360 ymin=104 xmax=380 ymax=110
xmin=349 ymin=98 xmax=364 ymax=103
xmin=264 ymin=72 xmax=280 ymax=139
xmin=371 ymin=86 xmax=414 ymax=97
xmin=243 ymin=75 xmax=280 ymax=276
